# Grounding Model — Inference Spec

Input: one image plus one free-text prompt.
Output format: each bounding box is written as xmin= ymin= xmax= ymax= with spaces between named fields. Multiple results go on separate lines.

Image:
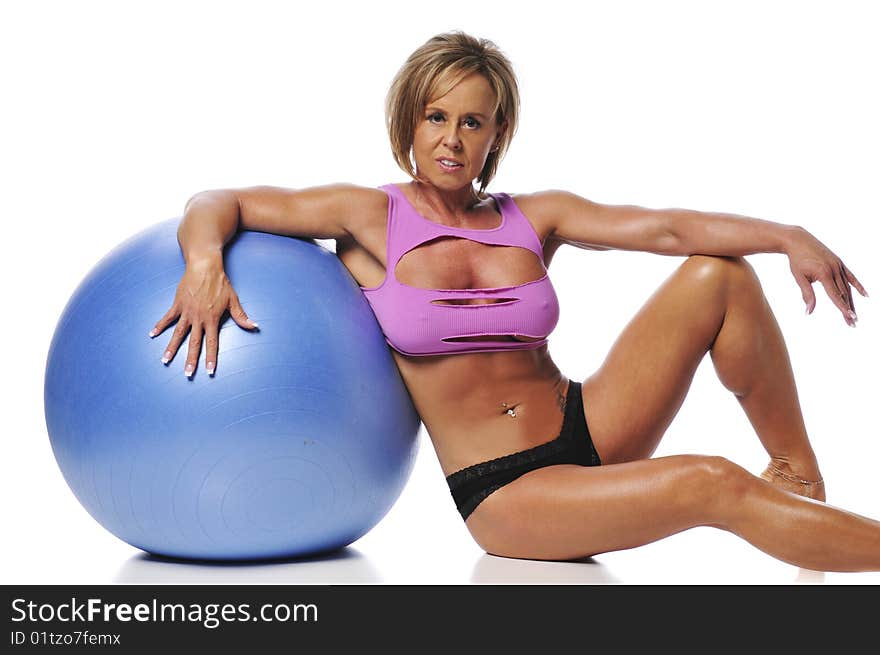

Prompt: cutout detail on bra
xmin=430 ymin=297 xmax=519 ymax=306
xmin=393 ymin=236 xmax=547 ymax=291
xmin=441 ymin=334 xmax=544 ymax=343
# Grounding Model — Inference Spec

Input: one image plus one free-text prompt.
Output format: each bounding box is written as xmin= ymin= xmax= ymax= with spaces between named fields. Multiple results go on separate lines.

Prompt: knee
xmin=680 ymin=455 xmax=755 ymax=522
xmin=679 ymin=256 xmax=764 ymax=312
xmin=681 ymin=255 xmax=759 ymax=292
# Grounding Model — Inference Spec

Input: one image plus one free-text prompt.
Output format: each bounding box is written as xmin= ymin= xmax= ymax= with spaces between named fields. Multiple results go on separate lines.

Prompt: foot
xmin=760 ymin=459 xmax=825 ymax=502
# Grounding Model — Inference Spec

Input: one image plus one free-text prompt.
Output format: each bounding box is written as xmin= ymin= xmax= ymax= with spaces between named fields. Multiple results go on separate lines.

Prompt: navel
xmin=500 ymin=401 xmax=519 ymax=418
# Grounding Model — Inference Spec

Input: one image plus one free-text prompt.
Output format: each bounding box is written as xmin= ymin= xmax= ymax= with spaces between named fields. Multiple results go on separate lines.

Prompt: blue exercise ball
xmin=44 ymin=217 xmax=420 ymax=561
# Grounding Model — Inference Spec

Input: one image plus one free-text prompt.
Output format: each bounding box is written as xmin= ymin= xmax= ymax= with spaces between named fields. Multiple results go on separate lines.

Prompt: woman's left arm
xmin=542 ymin=190 xmax=869 ymax=325
xmin=667 ymin=206 xmax=868 ymax=324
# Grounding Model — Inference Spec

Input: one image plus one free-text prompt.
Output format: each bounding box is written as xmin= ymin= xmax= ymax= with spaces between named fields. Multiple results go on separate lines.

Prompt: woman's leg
xmin=465 ymin=455 xmax=880 ymax=570
xmin=579 ymin=254 xmax=823 ymax=497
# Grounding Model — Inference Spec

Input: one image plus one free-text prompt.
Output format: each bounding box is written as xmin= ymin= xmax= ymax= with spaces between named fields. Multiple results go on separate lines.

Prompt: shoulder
xmin=506 ymin=189 xmax=594 ymax=212
xmin=330 ymin=183 xmax=390 ymax=216
xmin=499 ymin=189 xmax=598 ymax=239
xmin=317 ymin=183 xmax=390 ymax=238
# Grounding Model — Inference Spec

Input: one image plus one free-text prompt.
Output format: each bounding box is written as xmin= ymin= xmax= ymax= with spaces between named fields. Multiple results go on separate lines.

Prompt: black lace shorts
xmin=445 ymin=380 xmax=602 ymax=521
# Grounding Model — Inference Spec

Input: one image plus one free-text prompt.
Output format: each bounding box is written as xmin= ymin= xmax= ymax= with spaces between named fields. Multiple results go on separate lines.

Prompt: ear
xmin=492 ymin=120 xmax=509 ymax=151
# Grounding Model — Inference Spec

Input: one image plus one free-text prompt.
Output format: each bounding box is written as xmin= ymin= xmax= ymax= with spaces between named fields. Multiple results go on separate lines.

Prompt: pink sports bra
xmin=359 ymin=184 xmax=560 ymax=357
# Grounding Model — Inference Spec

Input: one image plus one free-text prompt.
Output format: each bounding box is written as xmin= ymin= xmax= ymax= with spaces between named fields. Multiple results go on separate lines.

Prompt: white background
xmin=2 ymin=0 xmax=878 ymax=584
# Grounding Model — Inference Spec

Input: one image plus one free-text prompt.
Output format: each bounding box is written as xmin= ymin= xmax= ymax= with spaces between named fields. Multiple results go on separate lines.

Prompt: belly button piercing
xmin=501 ymin=402 xmax=517 ymax=418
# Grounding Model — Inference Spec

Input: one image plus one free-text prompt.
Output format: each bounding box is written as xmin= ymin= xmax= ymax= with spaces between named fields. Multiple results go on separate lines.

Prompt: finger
xmin=819 ymin=273 xmax=855 ymax=325
xmin=204 ymin=321 xmax=219 ymax=377
xmin=229 ymin=294 xmax=259 ymax=330
xmin=184 ymin=323 xmax=204 ymax=378
xmin=839 ymin=264 xmax=856 ymax=317
xmin=795 ymin=274 xmax=817 ymax=315
xmin=833 ymin=275 xmax=856 ymax=325
xmin=162 ymin=316 xmax=191 ymax=364
xmin=149 ymin=304 xmax=180 ymax=338
xmin=832 ymin=266 xmax=857 ymax=324
xmin=842 ymin=264 xmax=868 ymax=298
xmin=831 ymin=267 xmax=853 ymax=312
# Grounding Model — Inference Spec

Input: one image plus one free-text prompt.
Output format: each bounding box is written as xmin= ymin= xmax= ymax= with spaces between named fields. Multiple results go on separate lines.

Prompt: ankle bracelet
xmin=767 ymin=464 xmax=824 ymax=486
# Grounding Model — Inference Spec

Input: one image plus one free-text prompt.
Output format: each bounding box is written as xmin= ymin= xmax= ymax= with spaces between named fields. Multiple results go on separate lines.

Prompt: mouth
xmin=436 ymin=158 xmax=464 ymax=172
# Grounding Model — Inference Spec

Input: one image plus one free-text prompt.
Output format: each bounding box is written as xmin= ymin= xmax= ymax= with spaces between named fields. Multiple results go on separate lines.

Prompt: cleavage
xmin=393 ymin=236 xmax=546 ymax=305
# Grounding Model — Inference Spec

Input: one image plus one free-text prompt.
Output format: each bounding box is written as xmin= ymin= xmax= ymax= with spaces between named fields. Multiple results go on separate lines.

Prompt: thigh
xmin=465 ymin=454 xmax=740 ymax=561
xmin=581 ymin=255 xmax=739 ymax=464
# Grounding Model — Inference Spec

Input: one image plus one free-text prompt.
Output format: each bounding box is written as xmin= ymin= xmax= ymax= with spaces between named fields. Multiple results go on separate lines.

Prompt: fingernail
xmin=149 ymin=329 xmax=157 ymax=338
xmin=250 ymin=321 xmax=259 ymax=329
xmin=162 ymin=351 xmax=172 ymax=364
xmin=207 ymin=363 xmax=215 ymax=376
xmin=184 ymin=365 xmax=194 ymax=377
xmin=848 ymin=310 xmax=857 ymax=320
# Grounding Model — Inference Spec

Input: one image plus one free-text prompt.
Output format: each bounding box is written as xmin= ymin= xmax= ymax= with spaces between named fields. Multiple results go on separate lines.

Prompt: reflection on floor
xmin=115 ymin=548 xmax=382 ymax=585
xmin=113 ymin=546 xmax=832 ymax=585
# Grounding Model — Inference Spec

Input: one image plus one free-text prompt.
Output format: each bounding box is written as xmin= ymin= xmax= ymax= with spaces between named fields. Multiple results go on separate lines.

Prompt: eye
xmin=463 ymin=117 xmax=481 ymax=129
xmin=427 ymin=112 xmax=445 ymax=124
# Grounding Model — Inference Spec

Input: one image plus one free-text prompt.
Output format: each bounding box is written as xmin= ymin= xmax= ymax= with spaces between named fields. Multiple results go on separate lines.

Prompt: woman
xmin=150 ymin=32 xmax=878 ymax=570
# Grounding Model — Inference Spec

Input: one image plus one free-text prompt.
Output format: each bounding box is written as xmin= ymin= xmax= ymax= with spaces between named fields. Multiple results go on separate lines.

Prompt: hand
xmin=786 ymin=228 xmax=868 ymax=326
xmin=148 ymin=259 xmax=258 ymax=377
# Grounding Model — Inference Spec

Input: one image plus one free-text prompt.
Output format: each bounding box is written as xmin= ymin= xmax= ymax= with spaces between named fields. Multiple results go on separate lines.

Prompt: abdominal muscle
xmin=390 ymin=344 xmax=570 ymax=477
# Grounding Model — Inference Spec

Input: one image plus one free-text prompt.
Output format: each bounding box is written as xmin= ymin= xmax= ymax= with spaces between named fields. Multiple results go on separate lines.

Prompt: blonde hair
xmin=385 ymin=31 xmax=519 ymax=193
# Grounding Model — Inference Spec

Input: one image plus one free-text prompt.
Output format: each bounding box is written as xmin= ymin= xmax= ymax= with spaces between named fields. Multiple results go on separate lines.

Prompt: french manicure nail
xmin=162 ymin=351 xmax=171 ymax=364
xmin=149 ymin=329 xmax=157 ymax=338
xmin=207 ymin=363 xmax=215 ymax=376
xmin=848 ymin=310 xmax=857 ymax=320
xmin=184 ymin=365 xmax=194 ymax=377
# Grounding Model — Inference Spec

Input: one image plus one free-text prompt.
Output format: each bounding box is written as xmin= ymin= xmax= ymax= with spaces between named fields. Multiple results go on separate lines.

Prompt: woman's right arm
xmin=150 ymin=183 xmax=381 ymax=377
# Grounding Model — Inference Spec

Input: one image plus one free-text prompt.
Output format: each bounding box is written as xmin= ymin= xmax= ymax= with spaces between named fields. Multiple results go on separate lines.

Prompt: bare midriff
xmin=390 ymin=344 xmax=569 ymax=477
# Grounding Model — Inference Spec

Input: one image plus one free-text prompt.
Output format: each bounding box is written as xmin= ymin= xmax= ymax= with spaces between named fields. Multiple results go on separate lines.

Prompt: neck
xmin=411 ymin=180 xmax=483 ymax=220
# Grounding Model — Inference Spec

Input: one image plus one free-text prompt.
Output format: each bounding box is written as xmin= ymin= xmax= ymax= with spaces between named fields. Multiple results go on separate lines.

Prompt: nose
xmin=442 ymin=124 xmax=462 ymax=150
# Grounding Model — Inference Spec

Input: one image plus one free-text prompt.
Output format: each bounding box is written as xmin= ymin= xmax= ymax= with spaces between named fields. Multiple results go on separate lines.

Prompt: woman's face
xmin=412 ymin=73 xmax=506 ymax=192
